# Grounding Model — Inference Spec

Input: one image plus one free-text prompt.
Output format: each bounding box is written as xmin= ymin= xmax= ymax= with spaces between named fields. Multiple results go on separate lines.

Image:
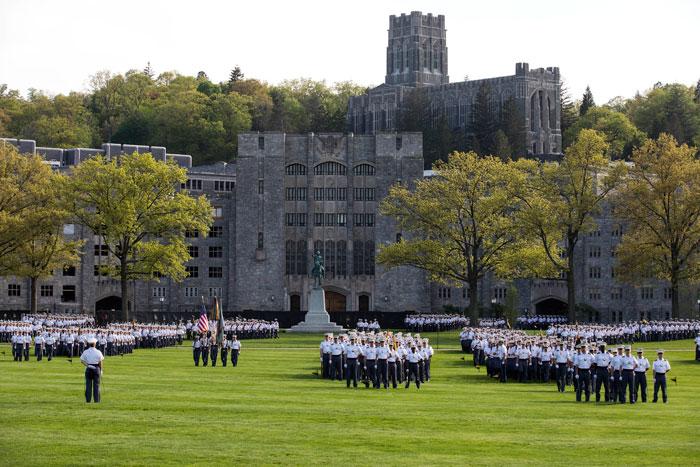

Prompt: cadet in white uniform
xmin=634 ymin=349 xmax=650 ymax=403
xmin=619 ymin=346 xmax=637 ymax=404
xmin=695 ymin=333 xmax=700 ymax=361
xmin=575 ymin=344 xmax=594 ymax=402
xmin=652 ymin=350 xmax=671 ymax=403
xmin=80 ymin=337 xmax=104 ymax=403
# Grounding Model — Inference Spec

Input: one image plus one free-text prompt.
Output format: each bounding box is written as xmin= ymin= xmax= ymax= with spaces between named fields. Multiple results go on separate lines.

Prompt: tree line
xmin=0 ymin=142 xmax=212 ymax=320
xmin=379 ymin=129 xmax=700 ymax=322
xmin=0 ymin=65 xmax=367 ymax=166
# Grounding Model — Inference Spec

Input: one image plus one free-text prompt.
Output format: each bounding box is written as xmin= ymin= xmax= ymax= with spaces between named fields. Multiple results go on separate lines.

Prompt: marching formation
xmin=459 ymin=320 xmax=698 ymax=404
xmin=404 ymin=313 xmax=469 ymax=332
xmin=185 ymin=318 xmax=279 ymax=340
xmin=516 ymin=315 xmax=568 ymax=329
xmin=2 ymin=313 xmax=186 ymax=362
xmin=191 ymin=328 xmax=243 ymax=367
xmin=319 ymin=331 xmax=433 ymax=389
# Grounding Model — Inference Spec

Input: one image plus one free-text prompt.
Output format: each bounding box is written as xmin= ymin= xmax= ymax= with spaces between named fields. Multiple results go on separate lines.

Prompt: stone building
xmin=347 ymin=11 xmax=563 ymax=157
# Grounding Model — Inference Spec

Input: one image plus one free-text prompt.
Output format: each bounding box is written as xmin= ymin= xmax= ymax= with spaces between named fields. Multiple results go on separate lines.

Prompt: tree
xmin=560 ymin=80 xmax=578 ymax=150
xmin=143 ymin=62 xmax=154 ymax=79
xmin=470 ymin=82 xmax=497 ymax=155
xmin=695 ymin=79 xmax=700 ymax=104
xmin=61 ymin=152 xmax=213 ymax=320
xmin=229 ymin=66 xmax=244 ymax=84
xmin=514 ymin=129 xmax=626 ymax=321
xmin=0 ymin=142 xmax=60 ymax=268
xmin=580 ymin=86 xmax=595 ymax=116
xmin=377 ymin=151 xmax=540 ymax=321
xmin=613 ymin=134 xmax=700 ymax=318
xmin=1 ymin=170 xmax=81 ymax=313
xmin=500 ymin=96 xmax=525 ymax=157
xmin=564 ymin=106 xmax=646 ymax=159
xmin=493 ymin=129 xmax=512 ymax=161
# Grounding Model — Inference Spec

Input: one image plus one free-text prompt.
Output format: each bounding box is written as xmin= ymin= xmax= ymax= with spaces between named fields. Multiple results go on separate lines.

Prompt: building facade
xmin=348 ymin=11 xmax=563 ymax=157
xmin=0 ymin=135 xmax=684 ymax=322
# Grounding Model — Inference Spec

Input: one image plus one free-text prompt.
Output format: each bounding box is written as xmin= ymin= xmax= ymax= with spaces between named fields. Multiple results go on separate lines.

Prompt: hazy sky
xmin=1 ymin=0 xmax=698 ymax=103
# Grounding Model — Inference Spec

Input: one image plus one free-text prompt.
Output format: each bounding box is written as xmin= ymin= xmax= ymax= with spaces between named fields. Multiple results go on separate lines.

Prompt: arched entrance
xmin=289 ymin=294 xmax=301 ymax=313
xmin=535 ymin=297 xmax=568 ymax=315
xmin=358 ymin=294 xmax=370 ymax=312
xmin=325 ymin=291 xmax=347 ymax=312
xmin=96 ymin=296 xmax=121 ymax=323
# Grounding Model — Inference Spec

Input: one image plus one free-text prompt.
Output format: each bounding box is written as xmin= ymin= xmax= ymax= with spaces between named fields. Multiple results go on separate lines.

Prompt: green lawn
xmin=1 ymin=332 xmax=699 ymax=466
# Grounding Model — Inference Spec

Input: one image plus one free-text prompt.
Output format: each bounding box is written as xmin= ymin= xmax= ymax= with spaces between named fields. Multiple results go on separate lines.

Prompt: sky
xmin=1 ymin=0 xmax=699 ymax=103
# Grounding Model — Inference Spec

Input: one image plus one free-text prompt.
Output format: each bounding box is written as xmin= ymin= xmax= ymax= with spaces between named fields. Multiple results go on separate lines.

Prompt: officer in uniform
xmin=387 ymin=345 xmax=399 ymax=389
xmin=376 ymin=338 xmax=389 ymax=389
xmin=593 ymin=343 xmax=612 ymax=402
xmin=210 ymin=333 xmax=219 ymax=367
xmin=34 ymin=334 xmax=44 ymax=361
xmin=79 ymin=337 xmax=104 ymax=403
xmin=220 ymin=336 xmax=228 ymax=367
xmin=539 ymin=342 xmax=553 ymax=384
xmin=319 ymin=334 xmax=332 ymax=378
xmin=575 ymin=343 xmax=594 ymax=402
xmin=652 ymin=350 xmax=671 ymax=403
xmin=192 ymin=334 xmax=202 ymax=366
xmin=344 ymin=337 xmax=362 ymax=388
xmin=45 ymin=333 xmax=55 ymax=361
xmin=610 ymin=345 xmax=624 ymax=403
xmin=405 ymin=345 xmax=423 ymax=389
xmin=695 ymin=333 xmax=700 ymax=361
xmin=201 ymin=333 xmax=210 ymax=366
xmin=329 ymin=337 xmax=343 ymax=381
xmin=230 ymin=335 xmax=241 ymax=367
xmin=634 ymin=348 xmax=650 ymax=403
xmin=363 ymin=340 xmax=377 ymax=388
xmin=554 ymin=342 xmax=568 ymax=392
xmin=517 ymin=343 xmax=531 ymax=383
xmin=620 ymin=346 xmax=636 ymax=404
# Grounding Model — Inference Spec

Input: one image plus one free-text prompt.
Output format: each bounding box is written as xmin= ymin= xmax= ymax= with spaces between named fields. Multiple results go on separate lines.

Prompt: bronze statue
xmin=311 ymin=250 xmax=325 ymax=287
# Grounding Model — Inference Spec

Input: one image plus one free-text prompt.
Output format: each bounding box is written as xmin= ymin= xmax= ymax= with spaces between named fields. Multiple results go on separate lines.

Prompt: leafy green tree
xmin=469 ymin=82 xmax=496 ymax=155
xmin=564 ymin=106 xmax=646 ymax=159
xmin=500 ymin=96 xmax=525 ymax=157
xmin=613 ymin=134 xmax=700 ymax=318
xmin=560 ymin=81 xmax=578 ymax=150
xmin=61 ymin=152 xmax=213 ymax=320
xmin=580 ymin=86 xmax=595 ymax=116
xmin=514 ymin=129 xmax=626 ymax=321
xmin=378 ymin=151 xmax=541 ymax=321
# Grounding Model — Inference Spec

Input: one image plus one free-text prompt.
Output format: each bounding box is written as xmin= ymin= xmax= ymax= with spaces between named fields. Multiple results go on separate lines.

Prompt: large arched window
xmin=285 ymin=240 xmax=296 ymax=275
xmin=353 ymin=163 xmax=375 ymax=176
xmin=286 ymin=163 xmax=307 ymax=175
xmin=530 ymin=93 xmax=537 ymax=131
xmin=352 ymin=240 xmax=375 ymax=276
xmin=314 ymin=162 xmax=346 ymax=176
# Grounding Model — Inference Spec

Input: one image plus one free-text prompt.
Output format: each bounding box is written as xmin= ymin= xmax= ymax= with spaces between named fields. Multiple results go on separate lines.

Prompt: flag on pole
xmin=215 ymin=297 xmax=225 ymax=346
xmin=197 ymin=298 xmax=209 ymax=334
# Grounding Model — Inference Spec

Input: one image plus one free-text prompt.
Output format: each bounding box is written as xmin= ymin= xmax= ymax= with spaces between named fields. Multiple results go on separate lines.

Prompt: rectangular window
xmin=152 ymin=287 xmax=166 ymax=298
xmin=93 ymin=265 xmax=108 ymax=277
xmin=611 ymin=267 xmax=616 ymax=279
xmin=94 ymin=245 xmax=109 ymax=256
xmin=257 ymin=232 xmax=264 ymax=249
xmin=337 ymin=213 xmax=346 ymax=227
xmin=208 ymin=266 xmax=223 ymax=278
xmin=366 ymin=214 xmax=374 ymax=227
xmin=212 ymin=207 xmax=223 ymax=218
xmin=663 ymin=287 xmax=672 ymax=300
xmin=209 ymin=287 xmax=222 ymax=297
xmin=258 ymin=179 xmax=264 ymax=194
xmin=186 ymin=266 xmax=199 ymax=278
xmin=258 ymin=136 xmax=264 ymax=150
xmin=209 ymin=226 xmax=223 ymax=238
xmin=610 ymin=288 xmax=622 ymax=300
xmin=40 ymin=285 xmax=53 ymax=297
xmin=184 ymin=287 xmax=198 ymax=298
xmin=214 ymin=180 xmax=235 ymax=192
xmin=188 ymin=246 xmax=199 ymax=258
xmin=62 ymin=285 xmax=76 ymax=302
xmin=588 ymin=288 xmax=601 ymax=300
xmin=641 ymin=287 xmax=654 ymax=300
xmin=589 ymin=246 xmax=601 ymax=258
xmin=8 ymin=284 xmax=21 ymax=297
xmin=589 ymin=266 xmax=601 ymax=279
xmin=315 ymin=213 xmax=324 ymax=226
xmin=63 ymin=265 xmax=76 ymax=276
xmin=181 ymin=179 xmax=203 ymax=191
xmin=209 ymin=246 xmax=223 ymax=258
xmin=185 ymin=229 xmax=199 ymax=238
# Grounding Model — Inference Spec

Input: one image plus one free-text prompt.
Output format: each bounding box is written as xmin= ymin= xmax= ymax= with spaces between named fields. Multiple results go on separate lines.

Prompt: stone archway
xmin=95 ymin=295 xmax=121 ymax=323
xmin=534 ymin=297 xmax=568 ymax=315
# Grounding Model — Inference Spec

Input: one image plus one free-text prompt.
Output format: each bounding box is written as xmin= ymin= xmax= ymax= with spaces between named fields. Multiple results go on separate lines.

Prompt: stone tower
xmin=385 ymin=11 xmax=448 ymax=87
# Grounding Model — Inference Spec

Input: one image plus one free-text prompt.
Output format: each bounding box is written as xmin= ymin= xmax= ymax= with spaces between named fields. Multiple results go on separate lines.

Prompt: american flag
xmin=197 ymin=301 xmax=209 ymax=334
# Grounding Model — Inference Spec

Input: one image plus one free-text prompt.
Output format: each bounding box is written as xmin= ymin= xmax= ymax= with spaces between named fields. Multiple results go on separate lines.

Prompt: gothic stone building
xmin=0 ymin=134 xmax=682 ymax=322
xmin=347 ymin=11 xmax=563 ymax=157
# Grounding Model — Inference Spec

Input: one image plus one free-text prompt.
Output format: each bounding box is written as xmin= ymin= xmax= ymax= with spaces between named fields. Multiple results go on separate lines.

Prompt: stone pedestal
xmin=288 ymin=287 xmax=344 ymax=333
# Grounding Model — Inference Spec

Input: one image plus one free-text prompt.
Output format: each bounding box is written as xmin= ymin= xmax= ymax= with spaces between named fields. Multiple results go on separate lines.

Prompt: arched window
xmin=353 ymin=163 xmax=376 ymax=176
xmin=530 ymin=93 xmax=537 ymax=131
xmin=314 ymin=162 xmax=346 ymax=176
xmin=364 ymin=241 xmax=375 ymax=275
xmin=539 ymin=90 xmax=545 ymax=130
xmin=285 ymin=163 xmax=307 ymax=175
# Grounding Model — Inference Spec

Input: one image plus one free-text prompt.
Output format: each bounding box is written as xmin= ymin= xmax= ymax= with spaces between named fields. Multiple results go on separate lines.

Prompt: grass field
xmin=1 ymin=332 xmax=699 ymax=466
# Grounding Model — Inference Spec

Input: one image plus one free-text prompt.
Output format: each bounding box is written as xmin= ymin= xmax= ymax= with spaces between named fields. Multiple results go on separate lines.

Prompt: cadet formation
xmin=459 ymin=319 xmax=700 ymax=403
xmin=191 ymin=328 xmax=243 ymax=367
xmin=318 ymin=331 xmax=433 ymax=389
xmin=404 ymin=313 xmax=469 ymax=332
xmin=185 ymin=318 xmax=279 ymax=340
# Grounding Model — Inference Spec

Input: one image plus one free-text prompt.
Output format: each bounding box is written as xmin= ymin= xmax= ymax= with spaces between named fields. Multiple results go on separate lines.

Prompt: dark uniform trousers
xmin=221 ymin=347 xmax=228 ymax=367
xmin=231 ymin=349 xmax=239 ymax=367
xmin=377 ymin=359 xmax=388 ymax=388
xmin=35 ymin=344 xmax=42 ymax=361
xmin=322 ymin=353 xmax=330 ymax=378
xmin=388 ymin=361 xmax=398 ymax=388
xmin=210 ymin=345 xmax=218 ymax=367
xmin=46 ymin=344 xmax=53 ymax=361
xmin=653 ymin=373 xmax=668 ymax=403
xmin=594 ymin=367 xmax=610 ymax=402
xmin=611 ymin=370 xmax=621 ymax=402
xmin=346 ymin=358 xmax=358 ymax=387
xmin=634 ymin=371 xmax=647 ymax=402
xmin=330 ymin=354 xmax=342 ymax=380
xmin=23 ymin=344 xmax=29 ymax=361
xmin=202 ymin=346 xmax=209 ymax=366
xmin=517 ymin=359 xmax=529 ymax=382
xmin=424 ymin=357 xmax=431 ymax=381
xmin=364 ymin=359 xmax=376 ymax=387
xmin=620 ymin=369 xmax=635 ymax=403
xmin=576 ymin=369 xmax=592 ymax=402
xmin=85 ymin=366 xmax=101 ymax=403
xmin=193 ymin=347 xmax=201 ymax=366
xmin=406 ymin=362 xmax=420 ymax=388
xmin=541 ymin=361 xmax=551 ymax=383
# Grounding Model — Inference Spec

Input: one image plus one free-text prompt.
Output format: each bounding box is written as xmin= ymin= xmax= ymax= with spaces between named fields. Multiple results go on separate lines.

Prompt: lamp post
xmin=491 ymin=298 xmax=497 ymax=318
xmin=159 ymin=296 xmax=164 ymax=321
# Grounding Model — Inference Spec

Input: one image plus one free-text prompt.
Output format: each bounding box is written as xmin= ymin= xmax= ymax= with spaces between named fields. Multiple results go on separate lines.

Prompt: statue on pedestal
xmin=311 ymin=250 xmax=325 ymax=288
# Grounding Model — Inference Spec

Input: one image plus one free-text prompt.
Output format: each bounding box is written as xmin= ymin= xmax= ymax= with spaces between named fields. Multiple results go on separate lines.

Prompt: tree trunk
xmin=670 ymin=266 xmax=679 ymax=319
xmin=567 ymin=245 xmax=577 ymax=323
xmin=30 ymin=277 xmax=38 ymax=314
xmin=468 ymin=276 xmax=479 ymax=325
xmin=120 ymin=259 xmax=129 ymax=322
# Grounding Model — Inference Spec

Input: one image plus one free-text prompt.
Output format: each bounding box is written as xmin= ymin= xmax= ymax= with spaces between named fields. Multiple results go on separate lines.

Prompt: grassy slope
xmin=0 ymin=332 xmax=698 ymax=466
